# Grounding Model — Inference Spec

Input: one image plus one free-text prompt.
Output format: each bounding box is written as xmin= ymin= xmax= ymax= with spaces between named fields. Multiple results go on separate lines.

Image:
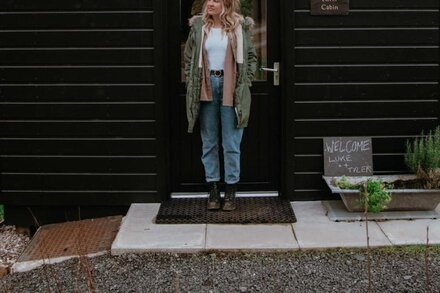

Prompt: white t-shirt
xmin=204 ymin=28 xmax=228 ymax=70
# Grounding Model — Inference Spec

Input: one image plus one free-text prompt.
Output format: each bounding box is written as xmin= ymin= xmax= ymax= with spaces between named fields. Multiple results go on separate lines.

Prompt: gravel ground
xmin=1 ymin=246 xmax=439 ymax=292
xmin=0 ymin=226 xmax=30 ymax=268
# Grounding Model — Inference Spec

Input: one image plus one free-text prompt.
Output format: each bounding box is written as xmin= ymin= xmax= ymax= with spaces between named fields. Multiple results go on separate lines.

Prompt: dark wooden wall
xmin=285 ymin=0 xmax=439 ymax=200
xmin=0 ymin=0 xmax=439 ymax=220
xmin=0 ymin=0 xmax=167 ymax=216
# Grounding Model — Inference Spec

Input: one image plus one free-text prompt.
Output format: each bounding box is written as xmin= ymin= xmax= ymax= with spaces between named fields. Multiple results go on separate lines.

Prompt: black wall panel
xmin=288 ymin=1 xmax=440 ymax=200
xmin=0 ymin=0 xmax=439 ymax=212
xmin=0 ymin=1 xmax=163 ymax=208
xmin=1 ymin=1 xmax=154 ymax=11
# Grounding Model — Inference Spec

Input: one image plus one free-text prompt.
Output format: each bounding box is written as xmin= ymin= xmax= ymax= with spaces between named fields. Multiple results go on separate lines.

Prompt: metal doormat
xmin=17 ymin=216 xmax=122 ymax=262
xmin=155 ymin=197 xmax=296 ymax=224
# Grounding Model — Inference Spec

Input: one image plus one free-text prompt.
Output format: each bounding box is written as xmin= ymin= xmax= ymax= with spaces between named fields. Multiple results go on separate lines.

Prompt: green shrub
xmin=334 ymin=177 xmax=392 ymax=213
xmin=405 ymin=126 xmax=440 ymax=188
xmin=332 ymin=176 xmax=358 ymax=189
xmin=359 ymin=178 xmax=392 ymax=213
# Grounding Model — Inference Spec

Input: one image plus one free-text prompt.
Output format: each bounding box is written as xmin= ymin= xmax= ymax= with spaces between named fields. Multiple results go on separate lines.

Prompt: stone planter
xmin=323 ymin=175 xmax=440 ymax=212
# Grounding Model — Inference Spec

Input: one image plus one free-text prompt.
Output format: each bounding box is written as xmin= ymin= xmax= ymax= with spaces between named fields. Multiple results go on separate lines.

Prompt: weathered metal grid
xmin=18 ymin=216 xmax=122 ymax=262
xmin=155 ymin=197 xmax=296 ymax=224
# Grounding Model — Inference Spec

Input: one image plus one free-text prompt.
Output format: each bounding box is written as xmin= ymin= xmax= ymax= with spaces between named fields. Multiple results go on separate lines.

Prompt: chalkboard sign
xmin=323 ymin=137 xmax=373 ymax=176
xmin=311 ymin=0 xmax=349 ymax=16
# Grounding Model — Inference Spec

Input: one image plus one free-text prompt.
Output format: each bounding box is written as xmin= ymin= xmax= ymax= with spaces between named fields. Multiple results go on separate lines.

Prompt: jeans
xmin=199 ymin=75 xmax=244 ymax=184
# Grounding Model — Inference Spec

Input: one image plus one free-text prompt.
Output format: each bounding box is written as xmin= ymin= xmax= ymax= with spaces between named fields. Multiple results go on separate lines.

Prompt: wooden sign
xmin=323 ymin=137 xmax=373 ymax=176
xmin=311 ymin=0 xmax=349 ymax=15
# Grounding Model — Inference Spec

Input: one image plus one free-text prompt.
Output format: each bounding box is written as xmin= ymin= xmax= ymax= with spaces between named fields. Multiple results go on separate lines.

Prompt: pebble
xmin=0 ymin=225 xmax=30 ymax=267
xmin=353 ymin=254 xmax=366 ymax=261
xmin=1 ymin=249 xmax=438 ymax=292
xmin=0 ymin=226 xmax=438 ymax=292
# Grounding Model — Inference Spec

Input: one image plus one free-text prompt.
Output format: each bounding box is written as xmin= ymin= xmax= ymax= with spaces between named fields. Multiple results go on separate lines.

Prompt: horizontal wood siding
xmin=290 ymin=0 xmax=439 ymax=200
xmin=0 ymin=0 xmax=164 ymax=205
xmin=1 ymin=0 xmax=439 ymax=206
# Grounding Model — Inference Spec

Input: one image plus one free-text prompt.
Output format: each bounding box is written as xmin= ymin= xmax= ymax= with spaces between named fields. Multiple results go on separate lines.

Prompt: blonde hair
xmin=202 ymin=0 xmax=243 ymax=34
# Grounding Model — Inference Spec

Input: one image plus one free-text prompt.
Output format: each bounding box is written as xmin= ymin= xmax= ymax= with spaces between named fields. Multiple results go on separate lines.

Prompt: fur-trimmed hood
xmin=188 ymin=14 xmax=255 ymax=31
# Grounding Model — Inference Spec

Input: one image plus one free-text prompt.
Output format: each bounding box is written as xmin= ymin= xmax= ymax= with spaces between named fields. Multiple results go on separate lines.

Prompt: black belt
xmin=210 ymin=70 xmax=224 ymax=77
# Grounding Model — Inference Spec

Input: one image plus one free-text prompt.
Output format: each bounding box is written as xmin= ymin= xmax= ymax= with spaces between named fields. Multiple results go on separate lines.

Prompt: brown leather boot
xmin=207 ymin=182 xmax=221 ymax=210
xmin=222 ymin=183 xmax=237 ymax=211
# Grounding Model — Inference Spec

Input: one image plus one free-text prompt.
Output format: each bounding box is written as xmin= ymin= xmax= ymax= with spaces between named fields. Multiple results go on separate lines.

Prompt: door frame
xmin=280 ymin=0 xmax=296 ymax=200
xmin=161 ymin=0 xmax=293 ymax=200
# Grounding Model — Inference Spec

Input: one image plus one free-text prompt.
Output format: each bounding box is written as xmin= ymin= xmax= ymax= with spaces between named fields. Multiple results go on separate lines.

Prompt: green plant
xmin=332 ymin=176 xmax=359 ymax=189
xmin=405 ymin=126 xmax=440 ymax=189
xmin=334 ymin=177 xmax=392 ymax=213
xmin=0 ymin=205 xmax=4 ymax=223
xmin=359 ymin=178 xmax=392 ymax=213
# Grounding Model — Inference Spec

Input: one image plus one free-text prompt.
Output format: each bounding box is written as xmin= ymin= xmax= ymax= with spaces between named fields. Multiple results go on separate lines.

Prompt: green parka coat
xmin=184 ymin=15 xmax=258 ymax=133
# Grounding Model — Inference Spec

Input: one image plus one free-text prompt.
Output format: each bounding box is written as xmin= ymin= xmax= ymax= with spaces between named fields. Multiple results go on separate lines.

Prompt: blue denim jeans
xmin=199 ymin=75 xmax=244 ymax=184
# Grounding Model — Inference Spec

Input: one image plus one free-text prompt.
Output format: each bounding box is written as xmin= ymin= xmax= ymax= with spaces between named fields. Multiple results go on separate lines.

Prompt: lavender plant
xmin=405 ymin=126 xmax=440 ymax=189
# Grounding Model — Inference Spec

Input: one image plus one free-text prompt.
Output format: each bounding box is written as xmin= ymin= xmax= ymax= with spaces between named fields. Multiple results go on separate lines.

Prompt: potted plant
xmin=323 ymin=126 xmax=440 ymax=212
xmin=405 ymin=126 xmax=440 ymax=189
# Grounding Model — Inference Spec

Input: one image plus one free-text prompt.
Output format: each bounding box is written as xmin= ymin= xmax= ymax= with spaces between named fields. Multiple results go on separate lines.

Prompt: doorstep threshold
xmin=170 ymin=191 xmax=279 ymax=199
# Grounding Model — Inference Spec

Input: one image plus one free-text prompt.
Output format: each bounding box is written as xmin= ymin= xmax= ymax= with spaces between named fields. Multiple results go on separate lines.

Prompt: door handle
xmin=260 ymin=62 xmax=280 ymax=86
xmin=260 ymin=67 xmax=278 ymax=72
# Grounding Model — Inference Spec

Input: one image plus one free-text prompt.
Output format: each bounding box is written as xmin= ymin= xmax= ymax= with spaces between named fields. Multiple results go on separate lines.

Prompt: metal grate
xmin=155 ymin=197 xmax=296 ymax=224
xmin=17 ymin=216 xmax=122 ymax=262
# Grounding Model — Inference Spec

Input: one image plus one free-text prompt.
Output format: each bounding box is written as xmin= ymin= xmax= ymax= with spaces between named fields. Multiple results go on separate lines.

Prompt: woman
xmin=184 ymin=0 xmax=257 ymax=211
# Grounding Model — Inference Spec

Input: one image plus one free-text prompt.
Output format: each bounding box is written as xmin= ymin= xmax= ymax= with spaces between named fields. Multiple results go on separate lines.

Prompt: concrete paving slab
xmin=377 ymin=219 xmax=440 ymax=245
xmin=293 ymin=221 xmax=392 ymax=249
xmin=206 ymin=224 xmax=299 ymax=250
xmin=110 ymin=201 xmax=439 ymax=255
xmin=291 ymin=201 xmax=330 ymax=223
xmin=292 ymin=201 xmax=391 ymax=248
xmin=111 ymin=204 xmax=206 ymax=254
